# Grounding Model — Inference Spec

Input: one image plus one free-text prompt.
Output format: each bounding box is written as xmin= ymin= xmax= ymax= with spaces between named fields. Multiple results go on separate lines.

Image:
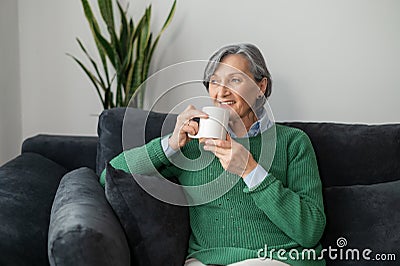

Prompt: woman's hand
xmin=168 ymin=105 xmax=208 ymax=150
xmin=203 ymin=134 xmax=258 ymax=178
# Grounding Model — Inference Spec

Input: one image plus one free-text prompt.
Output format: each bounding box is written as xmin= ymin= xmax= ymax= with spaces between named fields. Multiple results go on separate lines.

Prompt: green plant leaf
xmin=130 ymin=12 xmax=146 ymax=51
xmin=91 ymin=20 xmax=117 ymax=68
xmin=98 ymin=0 xmax=121 ymax=65
xmin=123 ymin=12 xmax=147 ymax=104
xmin=127 ymin=57 xmax=143 ymax=106
xmin=99 ymin=0 xmax=122 ymax=73
xmin=147 ymin=0 xmax=177 ymax=75
xmin=128 ymin=18 xmax=134 ymax=38
xmin=109 ymin=24 xmax=122 ymax=65
xmin=117 ymin=2 xmax=129 ymax=58
xmin=91 ymin=18 xmax=118 ymax=109
xmin=125 ymin=60 xmax=135 ymax=102
xmin=67 ymin=53 xmax=106 ymax=108
xmin=142 ymin=33 xmax=153 ymax=80
xmin=160 ymin=0 xmax=177 ymax=34
xmin=72 ymin=0 xmax=177 ymax=109
xmin=76 ymin=38 xmax=107 ymax=90
xmin=80 ymin=0 xmax=110 ymax=90
xmin=129 ymin=6 xmax=150 ymax=103
xmin=115 ymin=76 xmax=124 ymax=107
xmin=123 ymin=18 xmax=135 ymax=70
xmin=122 ymin=28 xmax=135 ymax=91
xmin=137 ymin=6 xmax=150 ymax=58
xmin=104 ymin=90 xmax=114 ymax=109
xmin=98 ymin=0 xmax=114 ymax=31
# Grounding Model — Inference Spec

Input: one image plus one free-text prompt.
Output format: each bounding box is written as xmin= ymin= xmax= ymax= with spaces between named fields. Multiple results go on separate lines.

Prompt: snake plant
xmin=69 ymin=0 xmax=177 ymax=109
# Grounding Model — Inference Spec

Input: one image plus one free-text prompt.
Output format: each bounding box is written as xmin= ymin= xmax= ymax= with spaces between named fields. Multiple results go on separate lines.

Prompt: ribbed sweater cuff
xmin=146 ymin=137 xmax=172 ymax=168
xmin=243 ymin=172 xmax=276 ymax=193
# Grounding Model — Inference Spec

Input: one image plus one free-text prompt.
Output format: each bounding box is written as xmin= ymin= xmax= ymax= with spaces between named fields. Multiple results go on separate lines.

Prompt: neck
xmin=229 ymin=110 xmax=257 ymax=137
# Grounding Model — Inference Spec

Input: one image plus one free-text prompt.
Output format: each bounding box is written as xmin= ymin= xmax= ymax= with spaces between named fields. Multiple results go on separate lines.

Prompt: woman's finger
xmin=187 ymin=111 xmax=208 ymax=121
xmin=178 ymin=106 xmax=208 ymax=127
xmin=214 ymin=148 xmax=232 ymax=158
xmin=182 ymin=125 xmax=197 ymax=135
xmin=204 ymin=139 xmax=231 ymax=149
xmin=226 ymin=133 xmax=232 ymax=142
xmin=183 ymin=105 xmax=209 ymax=120
xmin=204 ymin=144 xmax=231 ymax=156
xmin=185 ymin=120 xmax=199 ymax=131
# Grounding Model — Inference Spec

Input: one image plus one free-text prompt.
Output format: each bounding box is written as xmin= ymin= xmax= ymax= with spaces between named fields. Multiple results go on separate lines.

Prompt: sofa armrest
xmin=0 ymin=153 xmax=67 ymax=265
xmin=48 ymin=167 xmax=130 ymax=266
xmin=22 ymin=134 xmax=98 ymax=171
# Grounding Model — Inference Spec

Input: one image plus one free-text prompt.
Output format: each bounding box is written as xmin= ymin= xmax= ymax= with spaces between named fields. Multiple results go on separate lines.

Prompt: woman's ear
xmin=257 ymin=77 xmax=268 ymax=97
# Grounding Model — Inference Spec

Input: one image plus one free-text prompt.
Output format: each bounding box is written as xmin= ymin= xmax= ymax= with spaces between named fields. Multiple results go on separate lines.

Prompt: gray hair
xmin=203 ymin=43 xmax=272 ymax=99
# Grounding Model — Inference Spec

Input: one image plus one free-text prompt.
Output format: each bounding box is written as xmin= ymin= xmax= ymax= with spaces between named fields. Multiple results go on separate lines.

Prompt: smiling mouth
xmin=217 ymin=99 xmax=235 ymax=106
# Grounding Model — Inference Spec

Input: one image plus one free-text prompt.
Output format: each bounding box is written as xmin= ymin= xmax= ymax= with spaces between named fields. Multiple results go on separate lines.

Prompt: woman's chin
xmin=218 ymin=103 xmax=235 ymax=112
xmin=227 ymin=108 xmax=241 ymax=120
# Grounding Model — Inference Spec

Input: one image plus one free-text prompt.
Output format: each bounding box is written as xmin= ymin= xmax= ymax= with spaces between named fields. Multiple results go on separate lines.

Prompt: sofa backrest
xmin=22 ymin=135 xmax=98 ymax=171
xmin=282 ymin=122 xmax=400 ymax=187
xmin=97 ymin=108 xmax=400 ymax=187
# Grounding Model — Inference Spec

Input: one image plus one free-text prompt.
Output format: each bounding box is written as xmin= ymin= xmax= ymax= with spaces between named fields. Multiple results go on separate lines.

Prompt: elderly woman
xmin=101 ymin=43 xmax=326 ymax=266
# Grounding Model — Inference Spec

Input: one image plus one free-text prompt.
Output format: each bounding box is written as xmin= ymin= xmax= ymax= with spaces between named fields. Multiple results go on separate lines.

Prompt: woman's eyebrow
xmin=228 ymin=72 xmax=246 ymax=77
xmin=212 ymin=72 xmax=246 ymax=77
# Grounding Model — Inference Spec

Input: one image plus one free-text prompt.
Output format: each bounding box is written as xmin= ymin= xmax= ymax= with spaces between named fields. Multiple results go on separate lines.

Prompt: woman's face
xmin=208 ymin=54 xmax=266 ymax=126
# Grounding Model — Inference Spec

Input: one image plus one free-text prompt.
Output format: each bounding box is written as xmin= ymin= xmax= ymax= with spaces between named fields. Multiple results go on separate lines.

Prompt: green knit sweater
xmin=100 ymin=124 xmax=326 ymax=265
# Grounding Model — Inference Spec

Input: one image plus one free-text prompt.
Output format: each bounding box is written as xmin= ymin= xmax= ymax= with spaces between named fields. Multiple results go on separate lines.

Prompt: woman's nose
xmin=216 ymin=83 xmax=231 ymax=96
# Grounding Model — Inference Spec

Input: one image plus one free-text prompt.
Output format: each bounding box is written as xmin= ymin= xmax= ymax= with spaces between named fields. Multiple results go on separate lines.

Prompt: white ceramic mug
xmin=188 ymin=106 xmax=230 ymax=140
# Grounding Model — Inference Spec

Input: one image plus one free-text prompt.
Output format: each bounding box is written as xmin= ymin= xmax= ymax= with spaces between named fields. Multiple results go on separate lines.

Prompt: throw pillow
xmin=96 ymin=107 xmax=176 ymax=175
xmin=48 ymin=167 xmax=130 ymax=266
xmin=321 ymin=180 xmax=400 ymax=264
xmin=105 ymin=164 xmax=190 ymax=266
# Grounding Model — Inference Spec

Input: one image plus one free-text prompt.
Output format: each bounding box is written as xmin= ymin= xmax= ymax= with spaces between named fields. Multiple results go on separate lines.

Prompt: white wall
xmin=0 ymin=0 xmax=22 ymax=165
xmin=148 ymin=0 xmax=400 ymax=123
xmin=18 ymin=0 xmax=103 ymax=140
xmin=9 ymin=0 xmax=400 ymax=160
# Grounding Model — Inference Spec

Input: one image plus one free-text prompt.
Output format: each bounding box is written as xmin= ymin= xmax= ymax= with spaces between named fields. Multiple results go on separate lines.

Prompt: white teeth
xmin=219 ymin=101 xmax=234 ymax=105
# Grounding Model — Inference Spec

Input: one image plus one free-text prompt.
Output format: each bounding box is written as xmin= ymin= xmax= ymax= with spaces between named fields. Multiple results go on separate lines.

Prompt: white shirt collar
xmin=228 ymin=108 xmax=273 ymax=138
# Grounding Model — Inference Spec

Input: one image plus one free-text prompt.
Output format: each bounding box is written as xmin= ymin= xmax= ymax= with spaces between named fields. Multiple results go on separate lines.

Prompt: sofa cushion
xmin=105 ymin=164 xmax=190 ymax=266
xmin=0 ymin=153 xmax=67 ymax=266
xmin=96 ymin=107 xmax=176 ymax=175
xmin=321 ymin=180 xmax=400 ymax=264
xmin=283 ymin=122 xmax=400 ymax=187
xmin=48 ymin=167 xmax=130 ymax=266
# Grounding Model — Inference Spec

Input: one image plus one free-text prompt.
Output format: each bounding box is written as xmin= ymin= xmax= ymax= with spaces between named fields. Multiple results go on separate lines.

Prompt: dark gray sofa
xmin=0 ymin=107 xmax=399 ymax=266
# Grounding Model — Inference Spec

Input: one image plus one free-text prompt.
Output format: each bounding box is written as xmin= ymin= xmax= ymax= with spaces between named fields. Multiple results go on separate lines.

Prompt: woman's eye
xmin=231 ymin=78 xmax=241 ymax=83
xmin=210 ymin=79 xmax=219 ymax=84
